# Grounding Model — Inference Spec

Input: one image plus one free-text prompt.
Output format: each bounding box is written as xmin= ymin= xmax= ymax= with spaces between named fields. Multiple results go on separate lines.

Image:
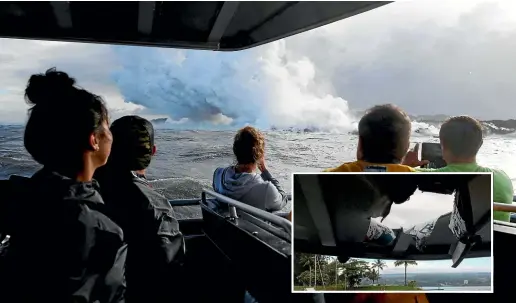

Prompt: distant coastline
xmin=375 ymin=272 xmax=491 ymax=288
xmin=150 ymin=117 xmax=168 ymax=125
xmin=411 ymin=114 xmax=516 ymax=135
xmin=421 ymin=286 xmax=491 ymax=291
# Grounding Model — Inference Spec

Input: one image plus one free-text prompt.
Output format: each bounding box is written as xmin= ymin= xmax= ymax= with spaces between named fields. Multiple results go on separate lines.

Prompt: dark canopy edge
xmin=0 ymin=1 xmax=391 ymax=51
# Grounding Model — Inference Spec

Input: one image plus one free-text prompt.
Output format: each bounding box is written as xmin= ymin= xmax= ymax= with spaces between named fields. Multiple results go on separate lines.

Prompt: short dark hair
xmin=440 ymin=116 xmax=483 ymax=158
xmin=233 ymin=126 xmax=265 ymax=165
xmin=358 ymin=104 xmax=411 ymax=163
xmin=24 ymin=68 xmax=109 ymax=170
xmin=109 ymin=115 xmax=155 ymax=171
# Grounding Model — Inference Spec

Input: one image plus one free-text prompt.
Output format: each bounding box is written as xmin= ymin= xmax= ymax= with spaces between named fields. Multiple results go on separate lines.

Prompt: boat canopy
xmin=0 ymin=1 xmax=390 ymax=51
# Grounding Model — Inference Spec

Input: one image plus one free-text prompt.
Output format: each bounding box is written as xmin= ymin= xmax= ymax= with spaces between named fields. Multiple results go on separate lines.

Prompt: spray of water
xmin=111 ymin=41 xmax=357 ymax=132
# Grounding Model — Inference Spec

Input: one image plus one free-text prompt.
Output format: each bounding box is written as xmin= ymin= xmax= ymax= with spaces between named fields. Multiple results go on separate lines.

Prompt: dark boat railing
xmin=168 ymin=194 xmax=292 ymax=207
xmin=202 ymin=189 xmax=292 ymax=237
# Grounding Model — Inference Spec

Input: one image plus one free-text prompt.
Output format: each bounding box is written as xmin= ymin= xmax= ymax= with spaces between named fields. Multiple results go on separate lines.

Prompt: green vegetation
xmin=295 ymin=285 xmax=421 ymax=291
xmin=394 ymin=260 xmax=418 ymax=286
xmin=294 ymin=253 xmax=421 ymax=290
xmin=353 ymin=285 xmax=421 ymax=290
xmin=371 ymin=259 xmax=387 ymax=284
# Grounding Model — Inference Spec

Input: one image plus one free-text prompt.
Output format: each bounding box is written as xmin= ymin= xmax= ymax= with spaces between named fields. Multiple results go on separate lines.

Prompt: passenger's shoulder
xmin=75 ymin=202 xmax=124 ymax=240
xmin=249 ymin=179 xmax=271 ymax=191
xmin=324 ymin=162 xmax=356 ymax=172
xmin=396 ymin=165 xmax=415 ymax=172
xmin=248 ymin=181 xmax=278 ymax=199
xmin=262 ymin=180 xmax=279 ymax=191
xmin=491 ymin=168 xmax=513 ymax=185
xmin=133 ymin=181 xmax=172 ymax=211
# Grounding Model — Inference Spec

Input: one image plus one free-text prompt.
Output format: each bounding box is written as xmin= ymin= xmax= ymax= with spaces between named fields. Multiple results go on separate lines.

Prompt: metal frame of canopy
xmin=0 ymin=1 xmax=391 ymax=51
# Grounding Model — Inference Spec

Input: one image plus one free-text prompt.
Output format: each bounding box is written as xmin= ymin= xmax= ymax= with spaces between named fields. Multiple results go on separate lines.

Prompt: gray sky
xmin=378 ymin=191 xmax=454 ymax=229
xmin=1 ymin=0 xmax=516 ymax=125
xmin=283 ymin=0 xmax=516 ymax=120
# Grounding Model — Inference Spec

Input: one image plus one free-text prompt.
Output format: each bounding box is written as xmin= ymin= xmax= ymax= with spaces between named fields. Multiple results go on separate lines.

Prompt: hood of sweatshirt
xmin=213 ymin=166 xmax=264 ymax=200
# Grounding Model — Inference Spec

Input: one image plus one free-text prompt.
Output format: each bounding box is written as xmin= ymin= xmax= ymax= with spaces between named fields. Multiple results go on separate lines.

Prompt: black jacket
xmin=0 ymin=168 xmax=127 ymax=303
xmin=95 ymin=168 xmax=185 ymax=303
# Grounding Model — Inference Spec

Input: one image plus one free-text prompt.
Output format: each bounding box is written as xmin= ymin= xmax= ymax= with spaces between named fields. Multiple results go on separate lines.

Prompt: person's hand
xmin=402 ymin=143 xmax=429 ymax=167
xmin=258 ymin=157 xmax=267 ymax=172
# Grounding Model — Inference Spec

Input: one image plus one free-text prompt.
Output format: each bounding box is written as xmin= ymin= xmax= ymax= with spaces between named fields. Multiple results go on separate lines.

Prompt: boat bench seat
xmin=207 ymin=193 xmax=291 ymax=241
xmin=200 ymin=197 xmax=291 ymax=303
xmin=0 ymin=180 xmax=10 ymax=241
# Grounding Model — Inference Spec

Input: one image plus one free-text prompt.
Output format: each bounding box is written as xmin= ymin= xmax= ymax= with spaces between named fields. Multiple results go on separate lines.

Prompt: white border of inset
xmin=290 ymin=172 xmax=494 ymax=294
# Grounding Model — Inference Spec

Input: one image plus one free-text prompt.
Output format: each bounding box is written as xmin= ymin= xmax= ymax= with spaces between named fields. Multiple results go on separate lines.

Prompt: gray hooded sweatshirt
xmin=212 ymin=166 xmax=288 ymax=212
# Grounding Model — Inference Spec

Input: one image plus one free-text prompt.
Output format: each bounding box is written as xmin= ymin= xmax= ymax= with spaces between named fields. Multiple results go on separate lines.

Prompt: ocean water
xmin=1 ymin=125 xmax=516 ymax=218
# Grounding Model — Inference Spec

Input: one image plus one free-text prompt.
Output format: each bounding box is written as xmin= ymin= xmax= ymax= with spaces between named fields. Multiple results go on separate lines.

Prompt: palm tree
xmin=394 ymin=260 xmax=418 ymax=286
xmin=366 ymin=268 xmax=380 ymax=285
xmin=371 ymin=259 xmax=387 ymax=284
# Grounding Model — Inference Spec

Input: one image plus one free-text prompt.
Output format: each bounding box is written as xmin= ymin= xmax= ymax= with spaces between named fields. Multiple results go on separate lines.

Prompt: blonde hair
xmin=233 ymin=126 xmax=265 ymax=165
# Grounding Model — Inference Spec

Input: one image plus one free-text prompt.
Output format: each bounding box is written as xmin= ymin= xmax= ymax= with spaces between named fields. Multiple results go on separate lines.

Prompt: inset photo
xmin=292 ymin=173 xmax=493 ymax=293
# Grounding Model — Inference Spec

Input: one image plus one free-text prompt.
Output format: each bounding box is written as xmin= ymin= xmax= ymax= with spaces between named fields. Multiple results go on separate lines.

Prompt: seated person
xmin=320 ymin=174 xmax=417 ymax=246
xmin=0 ymin=68 xmax=126 ymax=302
xmin=213 ymin=126 xmax=288 ymax=212
xmin=94 ymin=115 xmax=185 ymax=303
xmin=325 ymin=104 xmax=427 ymax=172
xmin=404 ymin=116 xmax=514 ymax=222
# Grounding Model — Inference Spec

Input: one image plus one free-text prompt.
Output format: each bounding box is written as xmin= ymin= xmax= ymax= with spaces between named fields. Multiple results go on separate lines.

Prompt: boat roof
xmin=0 ymin=1 xmax=390 ymax=51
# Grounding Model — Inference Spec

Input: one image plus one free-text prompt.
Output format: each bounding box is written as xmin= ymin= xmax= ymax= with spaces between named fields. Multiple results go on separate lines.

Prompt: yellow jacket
xmin=324 ymin=160 xmax=415 ymax=172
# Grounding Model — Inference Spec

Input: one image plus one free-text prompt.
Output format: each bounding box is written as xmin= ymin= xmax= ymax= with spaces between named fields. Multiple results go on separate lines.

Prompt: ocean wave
xmin=264 ymin=119 xmax=515 ymax=137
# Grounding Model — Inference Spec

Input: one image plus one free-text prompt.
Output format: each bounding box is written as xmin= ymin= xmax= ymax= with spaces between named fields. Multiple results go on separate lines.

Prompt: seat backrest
xmin=237 ymin=211 xmax=290 ymax=242
xmin=0 ymin=176 xmax=30 ymax=235
xmin=0 ymin=180 xmax=11 ymax=240
xmin=200 ymin=202 xmax=291 ymax=303
xmin=402 ymin=175 xmax=491 ymax=256
xmin=450 ymin=174 xmax=491 ymax=239
xmin=468 ymin=174 xmax=492 ymax=226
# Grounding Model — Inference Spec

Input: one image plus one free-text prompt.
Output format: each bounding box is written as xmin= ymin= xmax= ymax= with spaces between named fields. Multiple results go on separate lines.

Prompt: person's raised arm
xmin=402 ymin=143 xmax=430 ymax=168
xmin=259 ymin=158 xmax=288 ymax=211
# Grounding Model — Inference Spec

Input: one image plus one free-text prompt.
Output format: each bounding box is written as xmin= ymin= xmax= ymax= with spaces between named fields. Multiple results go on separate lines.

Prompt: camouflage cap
xmin=109 ymin=115 xmax=155 ymax=171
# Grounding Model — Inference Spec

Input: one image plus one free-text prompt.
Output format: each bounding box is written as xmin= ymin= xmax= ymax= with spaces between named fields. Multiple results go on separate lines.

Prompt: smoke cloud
xmin=111 ymin=41 xmax=356 ymax=132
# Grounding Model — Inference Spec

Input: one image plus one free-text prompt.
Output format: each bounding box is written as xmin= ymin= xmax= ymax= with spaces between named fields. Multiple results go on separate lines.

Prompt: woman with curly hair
xmin=213 ymin=126 xmax=288 ymax=212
